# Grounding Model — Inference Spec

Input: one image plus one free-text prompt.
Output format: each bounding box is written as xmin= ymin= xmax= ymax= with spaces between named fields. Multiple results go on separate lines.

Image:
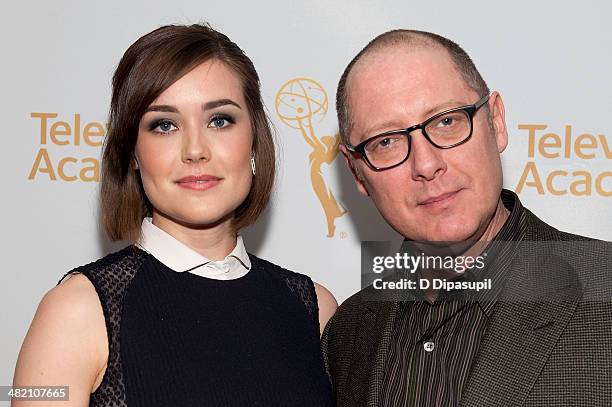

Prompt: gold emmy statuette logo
xmin=275 ymin=78 xmax=347 ymax=237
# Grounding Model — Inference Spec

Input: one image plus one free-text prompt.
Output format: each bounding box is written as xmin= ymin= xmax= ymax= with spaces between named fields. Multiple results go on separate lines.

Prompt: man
xmin=322 ymin=29 xmax=611 ymax=407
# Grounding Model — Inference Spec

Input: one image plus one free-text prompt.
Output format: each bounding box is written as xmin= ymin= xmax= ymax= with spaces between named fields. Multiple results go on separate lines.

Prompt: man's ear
xmin=489 ymin=91 xmax=508 ymax=153
xmin=339 ymin=144 xmax=369 ymax=197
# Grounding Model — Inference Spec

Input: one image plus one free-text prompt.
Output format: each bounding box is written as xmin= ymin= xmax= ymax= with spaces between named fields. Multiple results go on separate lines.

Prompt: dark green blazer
xmin=322 ymin=208 xmax=612 ymax=406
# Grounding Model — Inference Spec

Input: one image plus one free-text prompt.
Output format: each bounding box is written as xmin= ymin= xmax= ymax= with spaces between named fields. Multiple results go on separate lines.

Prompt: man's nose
xmin=409 ymin=131 xmax=447 ymax=181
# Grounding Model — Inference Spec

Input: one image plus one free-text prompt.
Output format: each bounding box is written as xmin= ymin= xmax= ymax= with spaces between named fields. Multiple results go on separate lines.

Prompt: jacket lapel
xmin=461 ymin=251 xmax=583 ymax=407
xmin=342 ymin=299 xmax=399 ymax=407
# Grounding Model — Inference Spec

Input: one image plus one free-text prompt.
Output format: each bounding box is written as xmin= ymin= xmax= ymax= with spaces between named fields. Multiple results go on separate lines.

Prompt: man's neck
xmin=417 ymin=197 xmax=511 ymax=303
xmin=478 ymin=198 xmax=511 ymax=243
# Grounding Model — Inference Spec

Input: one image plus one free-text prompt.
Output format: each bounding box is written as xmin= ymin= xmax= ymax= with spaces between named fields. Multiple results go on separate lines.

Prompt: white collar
xmin=135 ymin=218 xmax=251 ymax=280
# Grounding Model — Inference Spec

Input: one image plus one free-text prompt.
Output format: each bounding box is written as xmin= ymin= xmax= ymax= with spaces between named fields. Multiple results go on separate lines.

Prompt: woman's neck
xmin=151 ymin=212 xmax=237 ymax=261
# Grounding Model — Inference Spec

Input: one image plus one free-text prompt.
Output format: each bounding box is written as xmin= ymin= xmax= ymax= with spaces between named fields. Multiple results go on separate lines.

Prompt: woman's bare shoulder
xmin=314 ymin=282 xmax=338 ymax=336
xmin=13 ymin=273 xmax=108 ymax=405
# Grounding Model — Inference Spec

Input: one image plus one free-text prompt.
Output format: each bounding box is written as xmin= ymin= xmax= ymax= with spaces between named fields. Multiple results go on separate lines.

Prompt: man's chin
xmin=417 ymin=221 xmax=479 ymax=243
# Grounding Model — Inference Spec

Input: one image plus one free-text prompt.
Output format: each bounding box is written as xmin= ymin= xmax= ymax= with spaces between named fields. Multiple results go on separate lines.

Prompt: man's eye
xmin=433 ymin=112 xmax=467 ymax=129
xmin=367 ymin=135 xmax=402 ymax=153
xmin=440 ymin=117 xmax=454 ymax=127
xmin=208 ymin=115 xmax=234 ymax=129
xmin=151 ymin=120 xmax=177 ymax=134
xmin=378 ymin=137 xmax=394 ymax=147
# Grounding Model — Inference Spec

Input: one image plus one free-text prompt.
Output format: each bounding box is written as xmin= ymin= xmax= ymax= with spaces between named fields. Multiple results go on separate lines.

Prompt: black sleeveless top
xmin=61 ymin=246 xmax=335 ymax=406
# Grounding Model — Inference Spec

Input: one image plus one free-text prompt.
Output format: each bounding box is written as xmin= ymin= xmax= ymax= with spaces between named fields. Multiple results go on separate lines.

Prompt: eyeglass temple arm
xmin=342 ymin=142 xmax=357 ymax=153
xmin=475 ymin=93 xmax=491 ymax=109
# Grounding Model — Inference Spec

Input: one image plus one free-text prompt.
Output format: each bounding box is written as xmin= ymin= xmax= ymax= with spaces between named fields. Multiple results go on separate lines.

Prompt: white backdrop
xmin=2 ymin=0 xmax=611 ymax=392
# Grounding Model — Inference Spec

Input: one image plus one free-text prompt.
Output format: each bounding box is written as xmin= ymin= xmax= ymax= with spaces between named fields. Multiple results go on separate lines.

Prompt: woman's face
xmin=135 ymin=59 xmax=253 ymax=230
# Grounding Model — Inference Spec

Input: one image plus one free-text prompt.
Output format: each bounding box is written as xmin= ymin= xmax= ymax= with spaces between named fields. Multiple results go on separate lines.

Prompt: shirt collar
xmin=471 ymin=188 xmax=526 ymax=315
xmin=135 ymin=217 xmax=251 ymax=280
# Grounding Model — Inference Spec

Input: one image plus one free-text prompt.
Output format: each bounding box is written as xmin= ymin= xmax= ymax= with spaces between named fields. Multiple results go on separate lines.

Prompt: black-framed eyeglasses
xmin=344 ymin=94 xmax=490 ymax=171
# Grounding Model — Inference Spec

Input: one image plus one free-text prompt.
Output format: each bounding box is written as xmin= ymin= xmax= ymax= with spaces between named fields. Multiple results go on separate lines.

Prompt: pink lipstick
xmin=175 ymin=175 xmax=221 ymax=191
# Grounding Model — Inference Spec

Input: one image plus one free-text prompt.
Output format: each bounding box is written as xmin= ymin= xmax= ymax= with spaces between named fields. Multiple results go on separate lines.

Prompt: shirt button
xmin=423 ymin=341 xmax=435 ymax=352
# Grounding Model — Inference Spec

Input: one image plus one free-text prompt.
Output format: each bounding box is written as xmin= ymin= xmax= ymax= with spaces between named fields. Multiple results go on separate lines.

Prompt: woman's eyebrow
xmin=203 ymin=99 xmax=242 ymax=110
xmin=144 ymin=99 xmax=242 ymax=114
xmin=144 ymin=105 xmax=179 ymax=113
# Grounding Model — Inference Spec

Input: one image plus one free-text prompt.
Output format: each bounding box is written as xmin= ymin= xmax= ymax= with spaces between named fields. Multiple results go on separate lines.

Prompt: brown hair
xmin=336 ymin=29 xmax=491 ymax=143
xmin=101 ymin=24 xmax=275 ymax=241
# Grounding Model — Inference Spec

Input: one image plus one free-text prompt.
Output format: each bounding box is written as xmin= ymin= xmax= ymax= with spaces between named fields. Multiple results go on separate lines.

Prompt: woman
xmin=13 ymin=24 xmax=337 ymax=406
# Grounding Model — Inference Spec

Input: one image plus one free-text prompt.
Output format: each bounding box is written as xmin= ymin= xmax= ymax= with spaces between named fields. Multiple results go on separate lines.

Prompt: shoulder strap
xmin=58 ymin=246 xmax=148 ymax=407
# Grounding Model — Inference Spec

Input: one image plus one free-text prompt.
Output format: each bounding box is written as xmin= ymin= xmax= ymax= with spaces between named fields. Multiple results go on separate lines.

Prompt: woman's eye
xmin=208 ymin=115 xmax=234 ymax=129
xmin=151 ymin=120 xmax=177 ymax=134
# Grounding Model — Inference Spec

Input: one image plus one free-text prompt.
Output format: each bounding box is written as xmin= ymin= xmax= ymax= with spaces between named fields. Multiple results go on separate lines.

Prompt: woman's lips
xmin=175 ymin=175 xmax=221 ymax=191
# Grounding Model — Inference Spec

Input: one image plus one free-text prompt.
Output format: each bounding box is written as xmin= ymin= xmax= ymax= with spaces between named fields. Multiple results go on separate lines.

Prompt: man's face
xmin=342 ymin=46 xmax=508 ymax=242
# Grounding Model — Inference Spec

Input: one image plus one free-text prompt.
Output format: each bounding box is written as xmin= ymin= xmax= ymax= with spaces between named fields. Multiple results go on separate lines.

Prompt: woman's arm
xmin=12 ymin=274 xmax=108 ymax=407
xmin=314 ymin=283 xmax=338 ymax=337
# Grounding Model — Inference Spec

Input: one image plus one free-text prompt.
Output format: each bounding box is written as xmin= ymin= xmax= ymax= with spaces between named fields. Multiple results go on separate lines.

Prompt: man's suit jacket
xmin=322 ymin=208 xmax=612 ymax=406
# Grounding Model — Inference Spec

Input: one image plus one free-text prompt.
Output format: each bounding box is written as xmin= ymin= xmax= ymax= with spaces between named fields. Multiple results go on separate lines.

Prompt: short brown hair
xmin=101 ymin=24 xmax=275 ymax=241
xmin=337 ymin=29 xmax=491 ymax=143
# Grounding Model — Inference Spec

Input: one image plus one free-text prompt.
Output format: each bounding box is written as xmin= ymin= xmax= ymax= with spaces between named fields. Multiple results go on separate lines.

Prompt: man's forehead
xmin=346 ymin=45 xmax=471 ymax=134
xmin=348 ymin=44 xmax=456 ymax=90
xmin=346 ymin=47 xmax=469 ymax=130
